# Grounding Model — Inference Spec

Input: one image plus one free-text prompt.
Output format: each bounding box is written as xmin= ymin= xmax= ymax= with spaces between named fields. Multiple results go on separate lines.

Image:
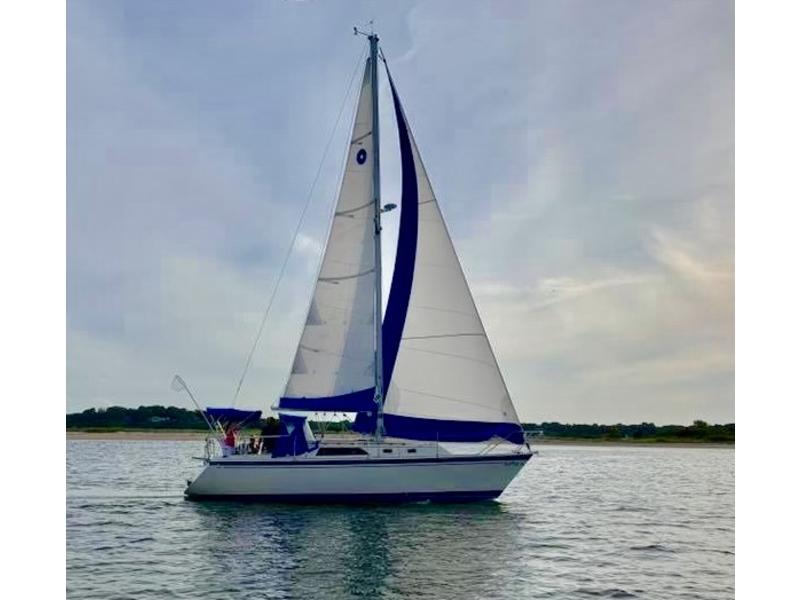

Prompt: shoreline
xmin=66 ymin=430 xmax=733 ymax=447
xmin=530 ymin=438 xmax=733 ymax=449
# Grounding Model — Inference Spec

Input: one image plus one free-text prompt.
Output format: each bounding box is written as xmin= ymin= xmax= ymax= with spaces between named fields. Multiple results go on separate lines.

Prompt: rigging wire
xmin=231 ymin=43 xmax=368 ymax=407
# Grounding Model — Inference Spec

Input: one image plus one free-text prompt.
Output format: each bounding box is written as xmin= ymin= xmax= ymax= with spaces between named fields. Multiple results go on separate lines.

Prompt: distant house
xmin=149 ymin=416 xmax=169 ymax=424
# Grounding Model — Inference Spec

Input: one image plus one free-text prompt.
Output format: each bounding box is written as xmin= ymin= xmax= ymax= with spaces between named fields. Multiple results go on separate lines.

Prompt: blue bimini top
xmin=203 ymin=408 xmax=262 ymax=426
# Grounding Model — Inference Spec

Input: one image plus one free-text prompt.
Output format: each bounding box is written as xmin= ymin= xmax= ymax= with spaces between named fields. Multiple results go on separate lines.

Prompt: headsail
xmin=278 ymin=59 xmax=378 ymax=412
xmin=355 ymin=66 xmax=524 ymax=444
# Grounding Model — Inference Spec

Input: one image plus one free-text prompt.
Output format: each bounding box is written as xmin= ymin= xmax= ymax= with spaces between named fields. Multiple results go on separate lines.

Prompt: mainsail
xmin=279 ymin=59 xmax=378 ymax=411
xmin=280 ymin=53 xmax=524 ymax=444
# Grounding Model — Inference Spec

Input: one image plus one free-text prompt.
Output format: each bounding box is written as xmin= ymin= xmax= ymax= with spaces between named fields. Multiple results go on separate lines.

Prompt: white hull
xmin=185 ymin=451 xmax=531 ymax=503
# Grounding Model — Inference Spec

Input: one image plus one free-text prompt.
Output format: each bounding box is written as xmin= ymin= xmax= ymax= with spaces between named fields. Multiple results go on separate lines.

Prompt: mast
xmin=368 ymin=33 xmax=385 ymax=440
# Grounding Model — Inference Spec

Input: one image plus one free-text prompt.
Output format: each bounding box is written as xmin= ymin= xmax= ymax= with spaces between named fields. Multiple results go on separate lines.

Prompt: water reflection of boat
xmin=183 ymin=31 xmax=532 ymax=502
xmin=189 ymin=500 xmax=523 ymax=597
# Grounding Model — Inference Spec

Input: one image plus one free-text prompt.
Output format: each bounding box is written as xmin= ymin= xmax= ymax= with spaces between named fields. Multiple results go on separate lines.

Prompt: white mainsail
xmin=380 ymin=75 xmax=522 ymax=439
xmin=281 ymin=60 xmax=377 ymax=403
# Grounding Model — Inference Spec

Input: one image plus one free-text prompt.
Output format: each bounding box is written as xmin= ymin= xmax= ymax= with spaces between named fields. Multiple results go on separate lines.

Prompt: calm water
xmin=67 ymin=441 xmax=733 ymax=599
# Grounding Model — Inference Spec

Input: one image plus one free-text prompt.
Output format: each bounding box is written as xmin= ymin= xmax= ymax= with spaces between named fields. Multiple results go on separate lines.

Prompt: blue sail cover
xmin=278 ymin=387 xmax=375 ymax=413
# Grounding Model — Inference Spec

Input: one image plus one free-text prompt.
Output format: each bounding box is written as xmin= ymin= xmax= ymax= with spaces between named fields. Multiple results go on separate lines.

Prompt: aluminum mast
xmin=367 ymin=32 xmax=385 ymax=440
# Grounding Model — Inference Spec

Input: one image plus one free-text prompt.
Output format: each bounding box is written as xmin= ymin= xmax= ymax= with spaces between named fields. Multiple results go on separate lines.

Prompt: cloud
xmin=68 ymin=0 xmax=733 ymax=424
xmin=464 ymin=191 xmax=733 ymax=423
xmin=67 ymin=2 xmax=314 ymax=411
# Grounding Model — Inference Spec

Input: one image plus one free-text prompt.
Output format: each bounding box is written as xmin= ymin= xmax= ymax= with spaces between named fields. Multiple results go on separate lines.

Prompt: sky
xmin=67 ymin=0 xmax=734 ymax=424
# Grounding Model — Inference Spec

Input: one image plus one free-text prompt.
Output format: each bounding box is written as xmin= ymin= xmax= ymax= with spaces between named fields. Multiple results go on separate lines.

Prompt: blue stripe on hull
xmin=185 ymin=490 xmax=504 ymax=504
xmin=207 ymin=454 xmax=531 ymax=468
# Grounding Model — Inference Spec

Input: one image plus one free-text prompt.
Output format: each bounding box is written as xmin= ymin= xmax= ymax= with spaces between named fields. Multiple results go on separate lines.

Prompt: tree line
xmin=66 ymin=405 xmax=733 ymax=441
xmin=65 ymin=405 xmax=355 ymax=432
xmin=524 ymin=420 xmax=734 ymax=442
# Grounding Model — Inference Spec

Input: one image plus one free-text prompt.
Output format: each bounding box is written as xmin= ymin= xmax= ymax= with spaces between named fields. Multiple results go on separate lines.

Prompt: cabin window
xmin=316 ymin=447 xmax=368 ymax=456
xmin=382 ymin=448 xmax=393 ymax=453
xmin=407 ymin=448 xmax=417 ymax=453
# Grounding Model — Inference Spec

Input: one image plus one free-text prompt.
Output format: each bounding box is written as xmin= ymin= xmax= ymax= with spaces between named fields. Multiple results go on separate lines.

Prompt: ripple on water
xmin=629 ymin=544 xmax=676 ymax=553
xmin=575 ymin=588 xmax=638 ymax=598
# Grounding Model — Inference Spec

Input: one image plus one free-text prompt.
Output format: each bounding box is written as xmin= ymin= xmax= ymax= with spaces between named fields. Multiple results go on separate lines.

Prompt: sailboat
xmin=184 ymin=32 xmax=533 ymax=502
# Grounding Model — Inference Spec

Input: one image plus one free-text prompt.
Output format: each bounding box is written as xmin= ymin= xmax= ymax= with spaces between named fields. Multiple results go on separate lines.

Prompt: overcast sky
xmin=67 ymin=0 xmax=733 ymax=424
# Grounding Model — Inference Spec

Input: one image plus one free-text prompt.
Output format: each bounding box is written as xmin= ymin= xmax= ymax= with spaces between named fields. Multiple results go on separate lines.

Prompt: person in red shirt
xmin=221 ymin=423 xmax=238 ymax=456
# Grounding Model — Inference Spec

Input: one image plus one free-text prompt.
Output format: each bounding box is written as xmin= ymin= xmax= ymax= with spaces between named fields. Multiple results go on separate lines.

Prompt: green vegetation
xmin=65 ymin=405 xmax=354 ymax=434
xmin=66 ymin=406 xmax=733 ymax=443
xmin=523 ymin=420 xmax=734 ymax=443
xmin=67 ymin=406 xmax=209 ymax=430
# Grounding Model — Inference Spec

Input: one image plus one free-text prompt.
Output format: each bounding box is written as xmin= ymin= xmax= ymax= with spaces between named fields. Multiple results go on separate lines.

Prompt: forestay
xmin=279 ymin=59 xmax=378 ymax=410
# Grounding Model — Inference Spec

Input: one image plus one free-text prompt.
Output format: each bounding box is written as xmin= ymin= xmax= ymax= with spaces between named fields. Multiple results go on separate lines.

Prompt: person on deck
xmin=221 ymin=423 xmax=237 ymax=456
